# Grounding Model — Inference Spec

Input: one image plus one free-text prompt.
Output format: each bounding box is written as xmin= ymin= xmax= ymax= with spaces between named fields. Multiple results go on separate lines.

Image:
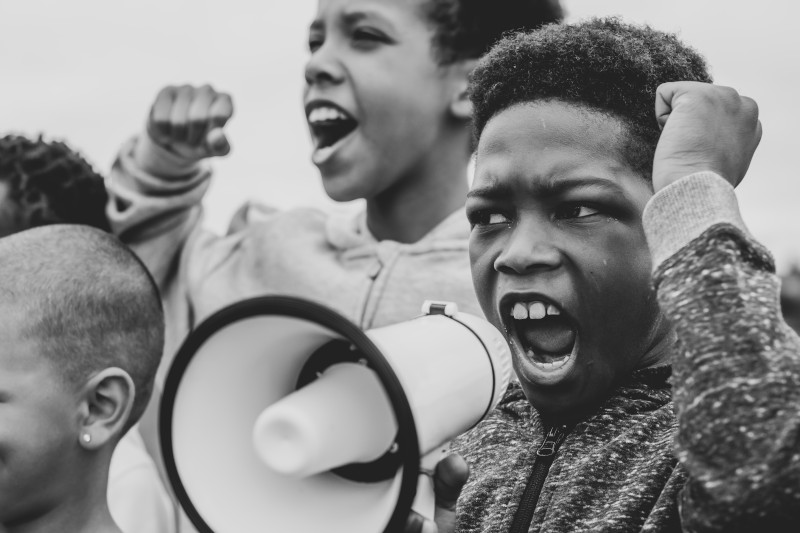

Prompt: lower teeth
xmin=526 ymin=349 xmax=570 ymax=369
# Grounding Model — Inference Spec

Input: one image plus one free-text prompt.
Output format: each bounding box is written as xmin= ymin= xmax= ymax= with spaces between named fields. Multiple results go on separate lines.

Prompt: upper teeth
xmin=308 ymin=106 xmax=348 ymax=124
xmin=511 ymin=301 xmax=561 ymax=320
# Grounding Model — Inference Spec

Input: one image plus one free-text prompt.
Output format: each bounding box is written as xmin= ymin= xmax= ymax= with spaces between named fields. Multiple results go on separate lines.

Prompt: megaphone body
xmin=160 ymin=297 xmax=511 ymax=533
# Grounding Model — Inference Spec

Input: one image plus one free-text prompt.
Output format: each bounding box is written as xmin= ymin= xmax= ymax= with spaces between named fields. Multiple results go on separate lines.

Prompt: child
xmin=0 ymin=134 xmax=176 ymax=533
xmin=106 ymin=6 xmax=562 ymax=520
xmin=0 ymin=224 xmax=164 ymax=533
xmin=106 ymin=0 xmax=564 ymax=373
xmin=0 ymin=134 xmax=110 ymax=236
xmin=413 ymin=18 xmax=800 ymax=532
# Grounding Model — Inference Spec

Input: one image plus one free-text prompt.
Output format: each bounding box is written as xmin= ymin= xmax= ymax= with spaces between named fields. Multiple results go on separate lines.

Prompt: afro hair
xmin=0 ymin=134 xmax=110 ymax=235
xmin=424 ymin=0 xmax=564 ymax=64
xmin=469 ymin=17 xmax=712 ymax=179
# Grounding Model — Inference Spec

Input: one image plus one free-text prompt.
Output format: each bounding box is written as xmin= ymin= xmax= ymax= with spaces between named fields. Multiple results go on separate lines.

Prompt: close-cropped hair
xmin=0 ymin=134 xmax=110 ymax=235
xmin=469 ymin=17 xmax=712 ymax=180
xmin=424 ymin=0 xmax=564 ymax=64
xmin=0 ymin=225 xmax=163 ymax=434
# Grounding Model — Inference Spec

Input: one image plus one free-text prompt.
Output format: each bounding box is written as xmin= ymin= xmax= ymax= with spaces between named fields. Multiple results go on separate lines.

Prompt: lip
xmin=497 ymin=291 xmax=579 ymax=386
xmin=304 ymin=99 xmax=356 ymax=122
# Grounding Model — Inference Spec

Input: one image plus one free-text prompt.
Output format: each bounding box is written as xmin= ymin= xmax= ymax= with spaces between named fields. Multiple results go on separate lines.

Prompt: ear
xmin=448 ymin=58 xmax=478 ymax=120
xmin=77 ymin=368 xmax=135 ymax=450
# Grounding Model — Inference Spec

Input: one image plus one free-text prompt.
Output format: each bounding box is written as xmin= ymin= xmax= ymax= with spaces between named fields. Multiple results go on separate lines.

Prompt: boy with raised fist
xmin=409 ymin=18 xmax=799 ymax=533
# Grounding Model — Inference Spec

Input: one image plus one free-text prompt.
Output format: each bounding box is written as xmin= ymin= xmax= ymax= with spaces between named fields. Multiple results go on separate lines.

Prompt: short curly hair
xmin=423 ymin=0 xmax=564 ymax=64
xmin=0 ymin=135 xmax=110 ymax=236
xmin=469 ymin=18 xmax=712 ymax=179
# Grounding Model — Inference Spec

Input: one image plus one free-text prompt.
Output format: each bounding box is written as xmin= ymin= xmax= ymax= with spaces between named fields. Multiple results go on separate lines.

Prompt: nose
xmin=304 ymin=41 xmax=345 ymax=87
xmin=494 ymin=220 xmax=562 ymax=275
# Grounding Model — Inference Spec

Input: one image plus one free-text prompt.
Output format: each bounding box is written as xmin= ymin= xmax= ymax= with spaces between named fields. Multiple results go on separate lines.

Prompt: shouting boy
xmin=416 ymin=18 xmax=799 ymax=533
xmin=105 ymin=4 xmax=562 ymax=518
xmin=0 ymin=225 xmax=164 ymax=533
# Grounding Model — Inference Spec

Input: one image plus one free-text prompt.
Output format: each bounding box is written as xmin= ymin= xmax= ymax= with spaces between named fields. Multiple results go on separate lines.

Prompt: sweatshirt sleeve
xmin=106 ymin=135 xmax=212 ymax=289
xmin=643 ymin=172 xmax=800 ymax=531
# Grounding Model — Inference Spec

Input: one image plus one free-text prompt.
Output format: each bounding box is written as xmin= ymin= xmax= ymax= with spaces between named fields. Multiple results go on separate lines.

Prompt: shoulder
xmin=226 ymin=202 xmax=330 ymax=235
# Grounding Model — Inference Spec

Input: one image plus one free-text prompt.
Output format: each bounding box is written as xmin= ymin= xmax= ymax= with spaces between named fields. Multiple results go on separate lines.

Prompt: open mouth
xmin=307 ymin=103 xmax=358 ymax=151
xmin=502 ymin=297 xmax=579 ymax=383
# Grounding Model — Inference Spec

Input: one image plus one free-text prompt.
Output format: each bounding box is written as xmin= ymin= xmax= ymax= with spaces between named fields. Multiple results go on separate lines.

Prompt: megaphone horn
xmin=160 ymin=296 xmax=511 ymax=533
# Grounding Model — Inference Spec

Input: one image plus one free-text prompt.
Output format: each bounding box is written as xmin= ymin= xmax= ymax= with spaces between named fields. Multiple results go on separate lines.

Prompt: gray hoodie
xmin=107 ymin=136 xmax=482 ymax=384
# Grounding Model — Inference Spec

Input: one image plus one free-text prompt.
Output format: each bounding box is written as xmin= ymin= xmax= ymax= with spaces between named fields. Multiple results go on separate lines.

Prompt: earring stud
xmin=81 ymin=433 xmax=92 ymax=444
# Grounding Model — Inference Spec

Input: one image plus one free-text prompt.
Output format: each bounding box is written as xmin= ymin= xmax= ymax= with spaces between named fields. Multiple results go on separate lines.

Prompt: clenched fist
xmin=652 ymin=81 xmax=762 ymax=192
xmin=146 ymin=84 xmax=234 ymax=165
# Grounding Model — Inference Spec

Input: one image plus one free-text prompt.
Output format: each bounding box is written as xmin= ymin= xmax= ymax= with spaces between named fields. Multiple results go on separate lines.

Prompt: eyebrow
xmin=468 ymin=176 xmax=630 ymax=201
xmin=310 ymin=9 xmax=394 ymax=32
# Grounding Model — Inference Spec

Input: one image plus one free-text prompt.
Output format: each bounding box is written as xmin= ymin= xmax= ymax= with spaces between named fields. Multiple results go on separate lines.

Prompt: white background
xmin=3 ymin=0 xmax=798 ymax=270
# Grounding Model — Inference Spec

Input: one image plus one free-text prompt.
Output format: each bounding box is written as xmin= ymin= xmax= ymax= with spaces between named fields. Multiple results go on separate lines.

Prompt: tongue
xmin=518 ymin=318 xmax=576 ymax=355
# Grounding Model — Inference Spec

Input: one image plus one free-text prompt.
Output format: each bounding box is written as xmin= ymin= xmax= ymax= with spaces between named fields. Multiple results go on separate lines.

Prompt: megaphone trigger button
xmin=389 ymin=442 xmax=399 ymax=454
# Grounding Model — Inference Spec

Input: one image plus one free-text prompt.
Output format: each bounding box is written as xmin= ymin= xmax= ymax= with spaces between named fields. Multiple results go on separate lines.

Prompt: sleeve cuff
xmin=643 ymin=171 xmax=749 ymax=270
xmin=118 ymin=136 xmax=210 ymax=196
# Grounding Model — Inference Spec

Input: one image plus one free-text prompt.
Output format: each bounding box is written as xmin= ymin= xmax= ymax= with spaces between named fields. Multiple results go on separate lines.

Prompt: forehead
xmin=313 ymin=0 xmax=428 ymax=26
xmin=473 ymin=101 xmax=644 ymax=196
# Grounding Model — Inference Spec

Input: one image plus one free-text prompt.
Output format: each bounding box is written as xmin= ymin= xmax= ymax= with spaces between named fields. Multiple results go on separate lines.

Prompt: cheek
xmin=469 ymin=236 xmax=497 ymax=315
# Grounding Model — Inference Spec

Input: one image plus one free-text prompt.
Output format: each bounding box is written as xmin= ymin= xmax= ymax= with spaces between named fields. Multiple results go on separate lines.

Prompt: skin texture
xmin=467 ymin=101 xmax=673 ymax=424
xmin=0 ymin=313 xmax=121 ymax=533
xmin=0 ymin=328 xmax=80 ymax=527
xmin=304 ymin=0 xmax=473 ymax=242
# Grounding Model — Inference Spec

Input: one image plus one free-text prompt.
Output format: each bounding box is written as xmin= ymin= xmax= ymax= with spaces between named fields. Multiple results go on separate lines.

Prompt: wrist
xmin=133 ymin=133 xmax=202 ymax=179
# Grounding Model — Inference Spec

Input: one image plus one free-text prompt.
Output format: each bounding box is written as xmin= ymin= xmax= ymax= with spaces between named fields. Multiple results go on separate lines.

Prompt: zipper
xmin=508 ymin=425 xmax=570 ymax=533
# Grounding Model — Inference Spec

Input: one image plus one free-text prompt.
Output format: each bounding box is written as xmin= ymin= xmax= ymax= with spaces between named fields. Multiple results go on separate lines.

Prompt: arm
xmin=106 ymin=85 xmax=233 ymax=289
xmin=645 ymin=83 xmax=800 ymax=530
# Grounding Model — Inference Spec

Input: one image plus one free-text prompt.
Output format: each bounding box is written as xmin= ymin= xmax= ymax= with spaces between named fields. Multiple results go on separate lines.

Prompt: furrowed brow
xmin=534 ymin=177 xmax=629 ymax=199
xmin=467 ymin=182 xmax=515 ymax=201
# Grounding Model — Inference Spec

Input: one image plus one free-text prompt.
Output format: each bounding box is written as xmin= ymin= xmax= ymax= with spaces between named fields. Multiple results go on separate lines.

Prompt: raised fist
xmin=652 ymin=81 xmax=761 ymax=192
xmin=146 ymin=84 xmax=234 ymax=164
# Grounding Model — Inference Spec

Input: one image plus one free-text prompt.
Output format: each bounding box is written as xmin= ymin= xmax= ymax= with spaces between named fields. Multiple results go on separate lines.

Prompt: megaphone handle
xmin=412 ymin=442 xmax=452 ymax=521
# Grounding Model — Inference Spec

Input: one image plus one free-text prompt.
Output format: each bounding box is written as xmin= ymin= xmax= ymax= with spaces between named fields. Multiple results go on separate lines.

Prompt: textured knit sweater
xmin=453 ymin=172 xmax=800 ymax=532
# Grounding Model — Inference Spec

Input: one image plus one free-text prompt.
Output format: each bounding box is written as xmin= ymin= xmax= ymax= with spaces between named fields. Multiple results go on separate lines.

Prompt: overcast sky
xmin=3 ymin=0 xmax=798 ymax=270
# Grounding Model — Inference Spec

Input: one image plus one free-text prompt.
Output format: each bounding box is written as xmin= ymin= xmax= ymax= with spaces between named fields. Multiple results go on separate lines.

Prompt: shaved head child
xmin=0 ymin=225 xmax=164 ymax=533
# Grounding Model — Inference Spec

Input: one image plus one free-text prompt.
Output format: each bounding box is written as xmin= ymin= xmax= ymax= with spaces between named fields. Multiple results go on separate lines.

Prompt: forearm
xmin=106 ymin=135 xmax=211 ymax=287
xmin=644 ymin=172 xmax=800 ymax=528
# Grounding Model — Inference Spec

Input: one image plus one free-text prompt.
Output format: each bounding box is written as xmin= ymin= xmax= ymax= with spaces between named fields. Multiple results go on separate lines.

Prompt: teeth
xmin=308 ymin=106 xmax=348 ymax=124
xmin=526 ymin=349 xmax=571 ymax=370
xmin=510 ymin=300 xmax=562 ymax=320
xmin=512 ymin=302 xmax=528 ymax=320
xmin=528 ymin=302 xmax=546 ymax=319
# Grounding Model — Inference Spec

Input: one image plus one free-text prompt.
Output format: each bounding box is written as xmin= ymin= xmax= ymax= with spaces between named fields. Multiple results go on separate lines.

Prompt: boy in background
xmin=106 ymin=0 xmax=564 ymax=373
xmin=0 ymin=134 xmax=109 ymax=236
xmin=0 ymin=225 xmax=165 ymax=533
xmin=415 ymin=18 xmax=799 ymax=532
xmin=106 ymin=5 xmax=562 ymax=519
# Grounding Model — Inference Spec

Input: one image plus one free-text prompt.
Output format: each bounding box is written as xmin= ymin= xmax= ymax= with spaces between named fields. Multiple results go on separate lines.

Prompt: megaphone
xmin=160 ymin=296 xmax=511 ymax=533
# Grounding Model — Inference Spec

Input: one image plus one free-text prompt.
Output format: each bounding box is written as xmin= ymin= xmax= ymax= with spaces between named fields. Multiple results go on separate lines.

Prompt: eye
xmin=554 ymin=204 xmax=600 ymax=220
xmin=351 ymin=27 xmax=389 ymax=47
xmin=468 ymin=210 xmax=511 ymax=228
xmin=308 ymin=33 xmax=324 ymax=52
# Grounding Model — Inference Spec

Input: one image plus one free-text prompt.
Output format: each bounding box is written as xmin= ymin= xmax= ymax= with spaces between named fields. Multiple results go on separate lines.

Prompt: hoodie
xmin=453 ymin=172 xmax=800 ymax=532
xmin=107 ymin=136 xmax=482 ymax=384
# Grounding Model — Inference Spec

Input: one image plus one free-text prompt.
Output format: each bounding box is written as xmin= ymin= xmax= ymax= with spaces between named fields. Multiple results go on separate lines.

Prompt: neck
xmin=5 ymin=461 xmax=120 ymax=533
xmin=637 ymin=313 xmax=677 ymax=370
xmin=365 ymin=126 xmax=471 ymax=243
